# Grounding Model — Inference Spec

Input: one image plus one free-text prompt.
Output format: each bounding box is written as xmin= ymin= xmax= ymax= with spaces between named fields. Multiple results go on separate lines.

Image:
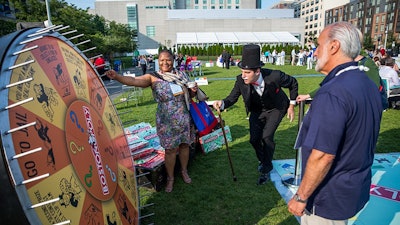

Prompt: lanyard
xmin=335 ymin=65 xmax=361 ymax=76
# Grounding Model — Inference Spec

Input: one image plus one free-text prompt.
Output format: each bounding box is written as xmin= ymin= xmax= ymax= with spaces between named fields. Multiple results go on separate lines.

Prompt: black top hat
xmin=238 ymin=44 xmax=265 ymax=69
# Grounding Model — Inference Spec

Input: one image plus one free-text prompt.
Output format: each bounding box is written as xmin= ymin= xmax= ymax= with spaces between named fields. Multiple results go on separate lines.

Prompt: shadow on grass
xmin=376 ymin=127 xmax=400 ymax=154
xmin=202 ymin=70 xmax=220 ymax=76
xmin=138 ymin=123 xmax=299 ymax=225
xmin=115 ymin=98 xmax=155 ymax=110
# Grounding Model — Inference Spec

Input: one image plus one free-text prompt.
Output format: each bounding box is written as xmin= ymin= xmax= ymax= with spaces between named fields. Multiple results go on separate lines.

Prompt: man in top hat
xmin=213 ymin=44 xmax=298 ymax=185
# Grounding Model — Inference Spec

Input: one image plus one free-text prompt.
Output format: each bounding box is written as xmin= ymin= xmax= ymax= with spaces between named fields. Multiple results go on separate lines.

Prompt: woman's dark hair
xmin=379 ymin=57 xmax=386 ymax=66
xmin=159 ymin=49 xmax=173 ymax=57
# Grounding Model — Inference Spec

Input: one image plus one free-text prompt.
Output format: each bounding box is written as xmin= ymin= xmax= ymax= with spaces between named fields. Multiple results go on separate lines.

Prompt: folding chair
xmin=192 ymin=61 xmax=203 ymax=76
xmin=382 ymin=78 xmax=400 ymax=108
xmin=121 ymin=73 xmax=142 ymax=107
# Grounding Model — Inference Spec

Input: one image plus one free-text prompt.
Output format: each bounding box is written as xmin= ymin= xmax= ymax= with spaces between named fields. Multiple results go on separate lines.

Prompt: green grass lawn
xmin=114 ymin=63 xmax=400 ymax=225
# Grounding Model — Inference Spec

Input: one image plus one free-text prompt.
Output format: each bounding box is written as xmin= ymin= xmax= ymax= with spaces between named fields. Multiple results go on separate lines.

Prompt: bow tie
xmin=251 ymin=82 xmax=259 ymax=86
xmin=252 ymin=82 xmax=264 ymax=88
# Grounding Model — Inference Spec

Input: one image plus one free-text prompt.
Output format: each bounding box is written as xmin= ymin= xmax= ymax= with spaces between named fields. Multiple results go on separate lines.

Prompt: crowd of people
xmin=132 ymin=54 xmax=154 ymax=75
xmin=263 ymin=47 xmax=317 ymax=69
xmin=175 ymin=53 xmax=195 ymax=72
xmin=362 ymin=46 xmax=400 ymax=108
xmin=102 ymin=21 xmax=396 ymax=224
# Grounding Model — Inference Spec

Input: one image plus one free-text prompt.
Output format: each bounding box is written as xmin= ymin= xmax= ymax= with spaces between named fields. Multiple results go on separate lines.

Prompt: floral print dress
xmin=152 ymin=74 xmax=195 ymax=150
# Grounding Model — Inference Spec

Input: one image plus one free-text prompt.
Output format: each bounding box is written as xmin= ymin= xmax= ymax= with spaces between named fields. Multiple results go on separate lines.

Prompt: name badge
xmin=169 ymin=83 xmax=184 ymax=96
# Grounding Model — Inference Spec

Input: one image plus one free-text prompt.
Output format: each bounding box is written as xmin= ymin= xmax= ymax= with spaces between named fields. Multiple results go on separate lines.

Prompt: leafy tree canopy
xmin=3 ymin=0 xmax=136 ymax=57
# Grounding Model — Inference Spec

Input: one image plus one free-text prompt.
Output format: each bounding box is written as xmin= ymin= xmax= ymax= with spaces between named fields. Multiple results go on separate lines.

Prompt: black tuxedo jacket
xmin=223 ymin=68 xmax=298 ymax=113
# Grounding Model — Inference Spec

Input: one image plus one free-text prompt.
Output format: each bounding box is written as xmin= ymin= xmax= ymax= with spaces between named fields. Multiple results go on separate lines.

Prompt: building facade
xmin=95 ymin=0 xmax=305 ymax=51
xmin=325 ymin=0 xmax=399 ymax=51
xmin=172 ymin=0 xmax=258 ymax=9
xmin=300 ymin=0 xmax=350 ymax=42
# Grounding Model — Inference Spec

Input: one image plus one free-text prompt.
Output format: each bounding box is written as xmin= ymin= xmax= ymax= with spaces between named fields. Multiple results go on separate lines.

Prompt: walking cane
xmin=216 ymin=109 xmax=237 ymax=181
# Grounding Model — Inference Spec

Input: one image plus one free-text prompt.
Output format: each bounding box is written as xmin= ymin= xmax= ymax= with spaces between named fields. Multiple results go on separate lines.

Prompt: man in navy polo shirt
xmin=288 ymin=22 xmax=383 ymax=224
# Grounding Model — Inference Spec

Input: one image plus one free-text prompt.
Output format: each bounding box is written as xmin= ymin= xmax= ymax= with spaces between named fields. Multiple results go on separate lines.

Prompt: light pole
xmin=377 ymin=34 xmax=382 ymax=50
xmin=384 ymin=25 xmax=388 ymax=50
xmin=45 ymin=0 xmax=52 ymax=26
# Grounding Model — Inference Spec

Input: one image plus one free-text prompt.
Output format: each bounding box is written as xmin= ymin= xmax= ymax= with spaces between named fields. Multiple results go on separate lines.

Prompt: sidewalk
xmin=119 ymin=62 xmax=156 ymax=76
xmin=105 ymin=63 xmax=156 ymax=100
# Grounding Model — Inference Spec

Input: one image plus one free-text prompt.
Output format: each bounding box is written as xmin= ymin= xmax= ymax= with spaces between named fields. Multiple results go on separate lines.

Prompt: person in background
xmin=176 ymin=53 xmax=184 ymax=70
xmin=132 ymin=56 xmax=138 ymax=67
xmin=291 ymin=48 xmax=296 ymax=66
xmin=297 ymin=49 xmax=305 ymax=66
xmin=185 ymin=55 xmax=192 ymax=70
xmin=379 ymin=58 xmax=400 ymax=87
xmin=379 ymin=46 xmax=386 ymax=57
xmin=288 ymin=21 xmax=382 ymax=224
xmin=94 ymin=55 xmax=105 ymax=74
xmin=306 ymin=47 xmax=314 ymax=70
xmin=94 ymin=55 xmax=108 ymax=81
xmin=271 ymin=49 xmax=277 ymax=65
xmin=373 ymin=56 xmax=381 ymax=68
xmin=221 ymin=50 xmax=228 ymax=68
xmin=279 ymin=49 xmax=286 ymax=66
xmin=139 ymin=55 xmax=148 ymax=75
xmin=212 ymin=44 xmax=298 ymax=185
xmin=222 ymin=49 xmax=231 ymax=69
xmin=106 ymin=49 xmax=198 ymax=193
xmin=275 ymin=50 xmax=280 ymax=65
xmin=379 ymin=57 xmax=400 ymax=107
xmin=383 ymin=55 xmax=400 ymax=73
xmin=264 ymin=50 xmax=270 ymax=63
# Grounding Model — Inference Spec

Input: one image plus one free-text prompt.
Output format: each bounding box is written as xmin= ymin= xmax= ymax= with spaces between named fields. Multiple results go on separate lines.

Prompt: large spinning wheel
xmin=0 ymin=27 xmax=139 ymax=225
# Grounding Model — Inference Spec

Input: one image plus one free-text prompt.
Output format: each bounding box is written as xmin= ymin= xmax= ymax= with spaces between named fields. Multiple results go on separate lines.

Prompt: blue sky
xmin=64 ymin=0 xmax=280 ymax=10
xmin=65 ymin=0 xmax=94 ymax=9
xmin=262 ymin=0 xmax=281 ymax=8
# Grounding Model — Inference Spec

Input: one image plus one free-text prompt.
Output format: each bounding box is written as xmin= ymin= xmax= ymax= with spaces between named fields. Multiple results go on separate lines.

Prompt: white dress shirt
xmin=379 ymin=65 xmax=400 ymax=88
xmin=252 ymin=75 xmax=265 ymax=96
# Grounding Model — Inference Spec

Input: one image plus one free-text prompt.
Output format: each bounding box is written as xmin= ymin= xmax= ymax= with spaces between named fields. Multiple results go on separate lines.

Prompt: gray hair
xmin=326 ymin=22 xmax=361 ymax=59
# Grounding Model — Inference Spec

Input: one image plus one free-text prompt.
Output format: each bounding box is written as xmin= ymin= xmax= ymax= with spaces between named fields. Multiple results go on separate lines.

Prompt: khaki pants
xmin=301 ymin=211 xmax=348 ymax=225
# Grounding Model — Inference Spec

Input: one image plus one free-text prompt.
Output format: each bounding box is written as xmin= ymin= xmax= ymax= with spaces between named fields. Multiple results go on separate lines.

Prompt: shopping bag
xmin=199 ymin=126 xmax=232 ymax=154
xmin=190 ymin=100 xmax=218 ymax=136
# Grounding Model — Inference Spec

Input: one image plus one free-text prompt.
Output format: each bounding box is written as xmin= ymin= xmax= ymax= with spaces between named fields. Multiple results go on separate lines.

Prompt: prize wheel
xmin=0 ymin=27 xmax=139 ymax=225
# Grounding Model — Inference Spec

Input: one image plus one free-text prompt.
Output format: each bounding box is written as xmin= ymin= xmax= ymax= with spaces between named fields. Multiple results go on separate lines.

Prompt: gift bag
xmin=199 ymin=126 xmax=232 ymax=154
xmin=190 ymin=100 xmax=218 ymax=136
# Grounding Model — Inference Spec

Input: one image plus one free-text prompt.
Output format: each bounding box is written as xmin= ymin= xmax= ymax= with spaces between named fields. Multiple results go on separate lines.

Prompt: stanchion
xmin=282 ymin=100 xmax=306 ymax=188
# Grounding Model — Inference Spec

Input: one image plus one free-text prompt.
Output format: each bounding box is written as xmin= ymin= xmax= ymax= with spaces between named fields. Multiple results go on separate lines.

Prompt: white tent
xmin=215 ymin=32 xmax=239 ymax=43
xmin=177 ymin=32 xmax=198 ymax=44
xmin=176 ymin=31 xmax=299 ymax=46
xmin=253 ymin=32 xmax=279 ymax=43
xmin=196 ymin=32 xmax=218 ymax=44
xmin=271 ymin=32 xmax=300 ymax=43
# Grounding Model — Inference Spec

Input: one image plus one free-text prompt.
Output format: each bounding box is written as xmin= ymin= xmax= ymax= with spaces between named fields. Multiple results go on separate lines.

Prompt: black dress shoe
xmin=257 ymin=173 xmax=270 ymax=185
xmin=258 ymin=162 xmax=263 ymax=173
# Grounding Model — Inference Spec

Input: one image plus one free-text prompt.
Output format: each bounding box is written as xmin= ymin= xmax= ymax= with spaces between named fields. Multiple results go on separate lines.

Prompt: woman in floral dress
xmin=106 ymin=49 xmax=197 ymax=192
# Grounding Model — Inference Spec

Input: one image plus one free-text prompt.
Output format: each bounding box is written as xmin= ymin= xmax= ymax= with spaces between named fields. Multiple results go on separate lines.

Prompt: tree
xmin=6 ymin=0 xmax=136 ymax=57
xmin=385 ymin=31 xmax=395 ymax=50
xmin=0 ymin=19 xmax=16 ymax=37
xmin=363 ymin=33 xmax=374 ymax=50
xmin=10 ymin=0 xmax=48 ymax=22
xmin=306 ymin=33 xmax=317 ymax=47
xmin=101 ymin=21 xmax=136 ymax=59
